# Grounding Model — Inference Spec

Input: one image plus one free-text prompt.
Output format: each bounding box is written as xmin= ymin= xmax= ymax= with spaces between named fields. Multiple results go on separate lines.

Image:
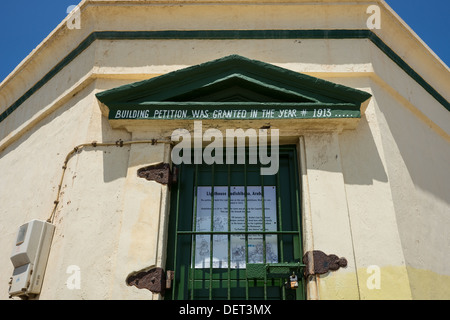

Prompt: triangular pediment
xmin=96 ymin=55 xmax=371 ymax=122
xmin=161 ymin=75 xmax=317 ymax=103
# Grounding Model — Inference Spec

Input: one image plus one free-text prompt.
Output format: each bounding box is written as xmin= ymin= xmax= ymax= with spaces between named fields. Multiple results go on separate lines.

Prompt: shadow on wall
xmin=62 ymin=141 xmax=131 ymax=184
xmin=338 ymin=114 xmax=388 ymax=186
xmin=99 ymin=113 xmax=131 ymax=183
xmin=369 ymin=80 xmax=450 ymax=300
xmin=373 ymin=85 xmax=450 ymax=206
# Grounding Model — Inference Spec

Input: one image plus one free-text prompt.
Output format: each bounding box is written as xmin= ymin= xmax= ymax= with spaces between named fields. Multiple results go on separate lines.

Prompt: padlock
xmin=289 ymin=272 xmax=298 ymax=289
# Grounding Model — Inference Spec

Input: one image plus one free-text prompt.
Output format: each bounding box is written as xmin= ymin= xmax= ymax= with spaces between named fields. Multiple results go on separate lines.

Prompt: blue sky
xmin=0 ymin=0 xmax=449 ymax=83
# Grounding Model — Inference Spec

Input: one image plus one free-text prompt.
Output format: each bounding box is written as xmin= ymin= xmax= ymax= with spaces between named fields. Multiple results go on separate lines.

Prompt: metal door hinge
xmin=137 ymin=163 xmax=178 ymax=188
xmin=302 ymin=250 xmax=347 ymax=278
xmin=166 ymin=270 xmax=174 ymax=290
xmin=126 ymin=267 xmax=175 ymax=296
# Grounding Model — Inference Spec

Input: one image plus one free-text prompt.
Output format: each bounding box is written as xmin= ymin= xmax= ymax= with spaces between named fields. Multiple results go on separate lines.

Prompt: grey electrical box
xmin=9 ymin=220 xmax=55 ymax=298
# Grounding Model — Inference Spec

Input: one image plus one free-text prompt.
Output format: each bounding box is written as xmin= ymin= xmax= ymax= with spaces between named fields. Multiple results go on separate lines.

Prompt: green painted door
xmin=165 ymin=145 xmax=305 ymax=300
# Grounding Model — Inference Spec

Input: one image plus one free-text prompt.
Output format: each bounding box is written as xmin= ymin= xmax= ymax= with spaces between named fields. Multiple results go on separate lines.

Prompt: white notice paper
xmin=193 ymin=186 xmax=278 ymax=269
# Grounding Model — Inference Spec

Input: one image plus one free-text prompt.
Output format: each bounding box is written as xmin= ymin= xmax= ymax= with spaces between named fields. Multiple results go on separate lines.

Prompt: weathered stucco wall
xmin=0 ymin=0 xmax=449 ymax=300
xmin=369 ymin=80 xmax=450 ymax=299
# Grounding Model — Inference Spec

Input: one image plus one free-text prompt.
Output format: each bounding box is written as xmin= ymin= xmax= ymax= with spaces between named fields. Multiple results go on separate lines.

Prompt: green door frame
xmin=165 ymin=145 xmax=305 ymax=300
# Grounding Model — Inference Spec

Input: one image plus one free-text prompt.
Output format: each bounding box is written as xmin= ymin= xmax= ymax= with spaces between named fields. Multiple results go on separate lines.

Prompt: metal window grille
xmin=167 ymin=146 xmax=304 ymax=300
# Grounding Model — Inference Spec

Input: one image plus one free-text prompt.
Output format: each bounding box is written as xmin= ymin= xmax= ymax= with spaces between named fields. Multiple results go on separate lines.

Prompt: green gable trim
xmin=1 ymin=30 xmax=448 ymax=125
xmin=96 ymin=54 xmax=368 ymax=121
xmin=96 ymin=54 xmax=371 ymax=105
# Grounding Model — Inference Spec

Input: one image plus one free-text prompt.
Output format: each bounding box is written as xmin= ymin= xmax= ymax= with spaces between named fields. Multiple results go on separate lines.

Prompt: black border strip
xmin=1 ymin=30 xmax=448 ymax=124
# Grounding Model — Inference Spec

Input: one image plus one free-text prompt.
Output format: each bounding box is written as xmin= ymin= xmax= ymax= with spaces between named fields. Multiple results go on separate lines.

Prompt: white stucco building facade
xmin=0 ymin=0 xmax=449 ymax=300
